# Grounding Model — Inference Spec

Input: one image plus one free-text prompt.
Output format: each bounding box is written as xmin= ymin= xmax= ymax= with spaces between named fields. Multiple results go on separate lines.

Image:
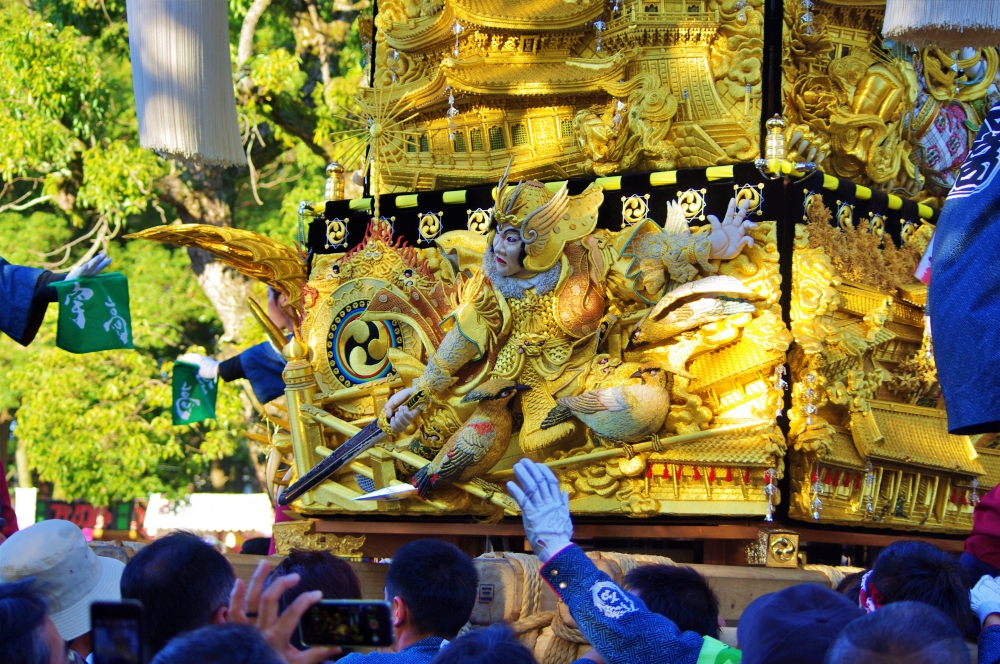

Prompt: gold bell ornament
xmin=126 ymin=0 xmax=247 ymax=167
xmin=883 ymin=0 xmax=1000 ymax=50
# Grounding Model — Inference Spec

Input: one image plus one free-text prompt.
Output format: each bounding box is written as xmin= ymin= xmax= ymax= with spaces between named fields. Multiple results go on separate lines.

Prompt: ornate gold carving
xmin=273 ymin=521 xmax=366 ymax=559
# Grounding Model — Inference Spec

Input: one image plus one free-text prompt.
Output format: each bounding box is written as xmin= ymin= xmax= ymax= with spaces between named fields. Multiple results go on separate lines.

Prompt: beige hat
xmin=0 ymin=519 xmax=124 ymax=640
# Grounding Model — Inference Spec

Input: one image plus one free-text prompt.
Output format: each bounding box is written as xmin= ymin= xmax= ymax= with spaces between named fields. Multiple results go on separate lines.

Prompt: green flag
xmin=172 ymin=361 xmax=218 ymax=425
xmin=53 ymin=272 xmax=134 ymax=354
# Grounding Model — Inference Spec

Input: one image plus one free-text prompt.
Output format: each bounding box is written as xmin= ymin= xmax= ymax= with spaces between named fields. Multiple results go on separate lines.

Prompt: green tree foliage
xmin=0 ymin=0 xmax=368 ymax=505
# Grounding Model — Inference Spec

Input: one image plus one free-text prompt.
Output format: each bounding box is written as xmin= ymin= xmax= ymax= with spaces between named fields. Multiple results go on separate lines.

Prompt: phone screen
xmin=92 ymin=601 xmax=143 ymax=664
xmin=299 ymin=600 xmax=394 ymax=647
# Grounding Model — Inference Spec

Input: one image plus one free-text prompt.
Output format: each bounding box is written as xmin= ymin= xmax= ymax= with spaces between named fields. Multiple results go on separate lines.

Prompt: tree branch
xmin=237 ymin=0 xmax=273 ymax=68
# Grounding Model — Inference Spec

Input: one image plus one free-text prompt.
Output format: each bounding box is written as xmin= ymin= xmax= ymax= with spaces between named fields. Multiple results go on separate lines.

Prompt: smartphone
xmin=299 ymin=600 xmax=394 ymax=648
xmin=91 ymin=600 xmax=144 ymax=664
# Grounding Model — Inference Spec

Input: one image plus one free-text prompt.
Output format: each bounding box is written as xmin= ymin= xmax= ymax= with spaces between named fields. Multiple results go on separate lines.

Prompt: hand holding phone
xmin=92 ymin=601 xmax=144 ymax=664
xmin=299 ymin=600 xmax=394 ymax=648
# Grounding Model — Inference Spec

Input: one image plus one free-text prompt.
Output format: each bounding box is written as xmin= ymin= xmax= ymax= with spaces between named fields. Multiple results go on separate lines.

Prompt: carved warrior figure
xmin=384 ymin=172 xmax=757 ymax=456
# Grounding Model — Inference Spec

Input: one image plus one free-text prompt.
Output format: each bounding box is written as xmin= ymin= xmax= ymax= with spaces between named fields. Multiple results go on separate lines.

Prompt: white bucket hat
xmin=0 ymin=519 xmax=124 ymax=640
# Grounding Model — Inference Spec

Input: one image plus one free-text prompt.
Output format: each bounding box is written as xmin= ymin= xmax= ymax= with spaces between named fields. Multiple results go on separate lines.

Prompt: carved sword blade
xmin=277 ymin=390 xmax=425 ymax=506
xmin=352 ymin=483 xmax=419 ymax=502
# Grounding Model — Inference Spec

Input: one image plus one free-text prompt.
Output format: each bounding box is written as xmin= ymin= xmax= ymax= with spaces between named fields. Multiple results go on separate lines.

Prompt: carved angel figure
xmin=382 ymin=168 xmax=756 ymax=456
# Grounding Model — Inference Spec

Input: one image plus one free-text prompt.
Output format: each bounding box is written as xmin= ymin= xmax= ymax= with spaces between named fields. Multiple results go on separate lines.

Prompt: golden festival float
xmin=130 ymin=0 xmax=1000 ymax=557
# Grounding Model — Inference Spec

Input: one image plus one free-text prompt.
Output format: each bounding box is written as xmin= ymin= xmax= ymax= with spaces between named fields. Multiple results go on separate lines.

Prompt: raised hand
xmin=707 ymin=199 xmax=756 ymax=260
xmin=67 ymin=251 xmax=112 ymax=280
xmin=176 ymin=353 xmax=220 ymax=380
xmin=229 ymin=559 xmax=339 ymax=664
xmin=506 ymin=459 xmax=574 ymax=563
xmin=972 ymin=575 xmax=1000 ymax=626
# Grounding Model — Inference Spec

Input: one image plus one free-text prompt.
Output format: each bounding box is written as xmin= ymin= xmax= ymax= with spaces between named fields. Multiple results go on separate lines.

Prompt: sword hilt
xmin=376 ymin=388 xmax=428 ymax=436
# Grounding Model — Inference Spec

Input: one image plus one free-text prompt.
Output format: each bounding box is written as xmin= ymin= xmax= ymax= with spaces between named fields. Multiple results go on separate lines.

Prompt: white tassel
xmin=127 ymin=0 xmax=247 ymax=167
xmin=883 ymin=0 xmax=1000 ymax=50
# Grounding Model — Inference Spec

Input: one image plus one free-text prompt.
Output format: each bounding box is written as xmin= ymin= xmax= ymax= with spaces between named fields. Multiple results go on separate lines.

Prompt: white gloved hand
xmin=67 ymin=252 xmax=112 ymax=280
xmin=972 ymin=575 xmax=1000 ymax=625
xmin=507 ymin=459 xmax=573 ymax=563
xmin=177 ymin=353 xmax=220 ymax=380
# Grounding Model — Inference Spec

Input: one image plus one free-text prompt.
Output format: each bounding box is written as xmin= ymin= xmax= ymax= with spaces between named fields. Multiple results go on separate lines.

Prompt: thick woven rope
xmin=883 ymin=0 xmax=1000 ymax=50
xmin=127 ymin=0 xmax=247 ymax=167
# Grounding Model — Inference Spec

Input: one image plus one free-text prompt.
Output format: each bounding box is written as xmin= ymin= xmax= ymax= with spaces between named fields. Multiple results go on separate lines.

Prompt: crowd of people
xmin=3 ymin=457 xmax=1000 ymax=664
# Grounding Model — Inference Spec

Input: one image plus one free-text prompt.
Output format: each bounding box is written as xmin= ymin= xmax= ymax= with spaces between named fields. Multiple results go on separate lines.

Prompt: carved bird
xmin=627 ymin=275 xmax=758 ymax=349
xmin=411 ymin=379 xmax=529 ymax=498
xmin=540 ymin=366 xmax=672 ymax=456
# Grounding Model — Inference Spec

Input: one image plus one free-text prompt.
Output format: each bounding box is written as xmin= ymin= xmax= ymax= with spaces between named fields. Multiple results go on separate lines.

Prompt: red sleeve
xmin=0 ymin=459 xmax=18 ymax=537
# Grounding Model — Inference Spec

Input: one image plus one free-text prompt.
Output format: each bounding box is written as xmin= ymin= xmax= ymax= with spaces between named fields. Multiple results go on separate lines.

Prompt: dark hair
xmin=120 ymin=532 xmax=236 ymax=658
xmin=868 ymin=541 xmax=976 ymax=636
xmin=429 ymin=624 xmax=536 ymax=664
xmin=624 ymin=564 xmax=720 ymax=639
xmin=264 ymin=549 xmax=362 ymax=612
xmin=0 ymin=578 xmax=51 ymax=664
xmin=241 ymin=538 xmax=271 ymax=556
xmin=150 ymin=624 xmax=282 ymax=664
xmin=825 ymin=601 xmax=970 ymax=664
xmin=835 ymin=570 xmax=864 ymax=606
xmin=384 ymin=539 xmax=478 ymax=640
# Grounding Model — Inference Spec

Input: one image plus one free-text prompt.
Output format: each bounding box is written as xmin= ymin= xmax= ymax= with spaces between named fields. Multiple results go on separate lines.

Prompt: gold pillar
xmin=282 ymin=338 xmax=323 ymax=507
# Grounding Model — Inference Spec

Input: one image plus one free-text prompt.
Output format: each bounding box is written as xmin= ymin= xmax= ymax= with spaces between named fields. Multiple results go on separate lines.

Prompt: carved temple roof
xmin=650 ymin=432 xmax=775 ymax=466
xmin=448 ymin=0 xmax=604 ymax=31
xmin=849 ymin=401 xmax=982 ymax=476
xmin=384 ymin=0 xmax=601 ymax=52
xmin=827 ymin=430 xmax=865 ymax=469
xmin=397 ymin=55 xmax=626 ymax=106
xmin=444 ymin=57 xmax=626 ymax=96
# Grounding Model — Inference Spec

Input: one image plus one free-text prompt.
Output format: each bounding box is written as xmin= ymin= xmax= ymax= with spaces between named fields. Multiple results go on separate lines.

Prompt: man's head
xmin=0 ymin=519 xmax=124 ymax=643
xmin=384 ymin=539 xmax=478 ymax=641
xmin=624 ymin=564 xmax=721 ymax=639
xmin=150 ymin=624 xmax=282 ymax=664
xmin=825 ymin=601 xmax=970 ymax=664
xmin=429 ymin=624 xmax=536 ymax=664
xmin=264 ymin=549 xmax=361 ymax=613
xmin=866 ymin=541 xmax=975 ymax=633
xmin=0 ymin=578 xmax=68 ymax=664
xmin=737 ymin=583 xmax=865 ymax=664
xmin=120 ymin=532 xmax=236 ymax=657
xmin=266 ymin=286 xmax=293 ymax=331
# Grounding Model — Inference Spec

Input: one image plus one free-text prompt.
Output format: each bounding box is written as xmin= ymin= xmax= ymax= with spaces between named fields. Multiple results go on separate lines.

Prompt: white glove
xmin=177 ymin=353 xmax=220 ymax=380
xmin=507 ymin=459 xmax=573 ymax=563
xmin=972 ymin=575 xmax=1000 ymax=625
xmin=67 ymin=252 xmax=112 ymax=280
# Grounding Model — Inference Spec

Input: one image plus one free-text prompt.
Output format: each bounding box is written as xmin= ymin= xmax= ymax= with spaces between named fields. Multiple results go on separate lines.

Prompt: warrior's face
xmin=491 ymin=223 xmax=528 ymax=277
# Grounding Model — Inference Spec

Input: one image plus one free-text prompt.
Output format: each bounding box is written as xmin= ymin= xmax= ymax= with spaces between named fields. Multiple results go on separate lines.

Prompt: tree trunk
xmin=158 ymin=166 xmax=253 ymax=342
xmin=187 ymin=248 xmax=255 ymax=342
xmin=15 ymin=435 xmax=32 ymax=489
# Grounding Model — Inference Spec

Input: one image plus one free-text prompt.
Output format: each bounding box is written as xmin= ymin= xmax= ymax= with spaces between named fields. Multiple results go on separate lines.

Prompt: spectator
xmin=737 ymin=583 xmax=865 ymax=664
xmin=339 ymin=539 xmax=479 ymax=663
xmin=825 ymin=601 xmax=970 ymax=664
xmin=150 ymin=624 xmax=283 ymax=664
xmin=624 ymin=564 xmax=722 ymax=639
xmin=835 ymin=570 xmax=864 ymax=605
xmin=0 ymin=519 xmax=125 ymax=662
xmin=228 ymin=558 xmax=339 ymax=664
xmin=120 ymin=531 xmax=236 ymax=658
xmin=0 ymin=577 xmax=69 ymax=664
xmin=430 ymin=624 xmax=536 ymax=664
xmin=241 ymin=537 xmax=272 ymax=556
xmin=863 ymin=540 xmax=977 ymax=635
xmin=963 ymin=484 xmax=1000 ymax=582
xmin=506 ymin=459 xmax=740 ymax=664
xmin=264 ymin=549 xmax=362 ymax=613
